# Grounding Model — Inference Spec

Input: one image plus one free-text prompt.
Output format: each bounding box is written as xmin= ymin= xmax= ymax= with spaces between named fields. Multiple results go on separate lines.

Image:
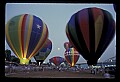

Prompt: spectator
xmin=104 ymin=71 xmax=111 ymax=78
xmin=93 ymin=68 xmax=97 ymax=75
xmin=58 ymin=67 xmax=61 ymax=72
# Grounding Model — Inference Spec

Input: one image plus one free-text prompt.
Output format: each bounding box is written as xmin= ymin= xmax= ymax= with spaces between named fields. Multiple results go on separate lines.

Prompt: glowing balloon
xmin=5 ymin=14 xmax=48 ymax=64
xmin=64 ymin=48 xmax=80 ymax=67
xmin=34 ymin=39 xmax=52 ymax=65
xmin=66 ymin=7 xmax=115 ymax=65
xmin=49 ymin=56 xmax=65 ymax=66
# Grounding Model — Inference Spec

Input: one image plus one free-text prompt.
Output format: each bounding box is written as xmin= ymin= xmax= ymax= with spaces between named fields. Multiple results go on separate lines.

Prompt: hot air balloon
xmin=34 ymin=39 xmax=52 ymax=65
xmin=49 ymin=56 xmax=64 ymax=66
xmin=66 ymin=7 xmax=115 ymax=66
xmin=5 ymin=14 xmax=48 ymax=64
xmin=64 ymin=42 xmax=73 ymax=50
xmin=64 ymin=48 xmax=80 ymax=67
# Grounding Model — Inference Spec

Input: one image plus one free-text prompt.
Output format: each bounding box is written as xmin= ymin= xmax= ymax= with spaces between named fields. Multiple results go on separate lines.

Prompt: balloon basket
xmin=20 ymin=58 xmax=29 ymax=65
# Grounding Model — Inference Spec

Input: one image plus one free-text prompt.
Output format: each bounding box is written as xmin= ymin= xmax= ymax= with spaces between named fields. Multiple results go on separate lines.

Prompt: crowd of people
xmin=5 ymin=61 xmax=115 ymax=79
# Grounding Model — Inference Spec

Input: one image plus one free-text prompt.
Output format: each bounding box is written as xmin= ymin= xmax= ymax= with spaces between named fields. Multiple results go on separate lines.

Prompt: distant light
xmin=58 ymin=48 xmax=60 ymax=50
xmin=39 ymin=62 xmax=41 ymax=66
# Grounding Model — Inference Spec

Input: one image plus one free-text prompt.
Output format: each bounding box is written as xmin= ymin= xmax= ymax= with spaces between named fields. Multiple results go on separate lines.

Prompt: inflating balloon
xmin=5 ymin=14 xmax=48 ymax=64
xmin=64 ymin=48 xmax=80 ymax=67
xmin=34 ymin=39 xmax=52 ymax=65
xmin=66 ymin=7 xmax=115 ymax=65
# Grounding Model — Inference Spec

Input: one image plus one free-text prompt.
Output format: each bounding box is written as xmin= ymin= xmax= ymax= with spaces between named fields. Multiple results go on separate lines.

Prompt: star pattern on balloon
xmin=5 ymin=14 xmax=49 ymax=65
xmin=37 ymin=24 xmax=41 ymax=29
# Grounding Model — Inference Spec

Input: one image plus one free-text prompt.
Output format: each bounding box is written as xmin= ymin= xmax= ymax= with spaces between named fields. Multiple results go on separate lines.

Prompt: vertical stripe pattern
xmin=64 ymin=48 xmax=80 ymax=67
xmin=66 ymin=7 xmax=115 ymax=65
xmin=5 ymin=14 xmax=48 ymax=63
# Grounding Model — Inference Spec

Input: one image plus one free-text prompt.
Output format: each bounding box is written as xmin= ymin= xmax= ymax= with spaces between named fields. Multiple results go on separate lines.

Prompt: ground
xmin=5 ymin=70 xmax=115 ymax=78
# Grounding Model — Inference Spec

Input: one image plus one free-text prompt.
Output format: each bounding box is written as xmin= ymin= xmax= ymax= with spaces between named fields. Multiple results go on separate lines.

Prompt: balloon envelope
xmin=49 ymin=56 xmax=65 ymax=66
xmin=66 ymin=7 xmax=115 ymax=65
xmin=64 ymin=42 xmax=73 ymax=50
xmin=64 ymin=48 xmax=80 ymax=67
xmin=34 ymin=39 xmax=52 ymax=65
xmin=5 ymin=14 xmax=48 ymax=64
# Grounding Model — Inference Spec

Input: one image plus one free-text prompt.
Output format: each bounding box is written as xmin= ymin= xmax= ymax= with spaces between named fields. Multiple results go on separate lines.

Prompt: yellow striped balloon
xmin=5 ymin=14 xmax=48 ymax=64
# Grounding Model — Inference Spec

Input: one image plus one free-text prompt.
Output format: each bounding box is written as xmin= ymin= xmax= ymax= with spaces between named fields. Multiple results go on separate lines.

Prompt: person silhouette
xmin=104 ymin=71 xmax=111 ymax=78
